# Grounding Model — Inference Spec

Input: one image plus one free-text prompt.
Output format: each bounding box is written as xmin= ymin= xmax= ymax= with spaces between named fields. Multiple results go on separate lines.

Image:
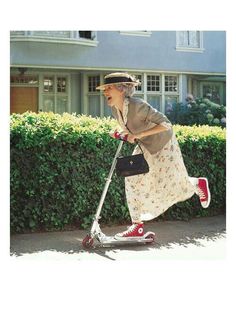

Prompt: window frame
xmin=147 ymin=74 xmax=161 ymax=93
xmin=119 ymin=31 xmax=152 ymax=37
xmin=10 ymin=31 xmax=98 ymax=47
xmin=176 ymin=31 xmax=204 ymax=53
xmin=40 ymin=73 xmax=70 ymax=114
xmin=10 ymin=74 xmax=39 ymax=87
xmin=164 ymin=75 xmax=178 ymax=93
xmin=199 ymin=81 xmax=224 ymax=105
xmin=84 ymin=72 xmax=180 ymax=116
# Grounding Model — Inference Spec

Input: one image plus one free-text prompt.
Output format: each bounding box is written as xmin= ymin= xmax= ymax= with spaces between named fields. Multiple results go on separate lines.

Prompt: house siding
xmin=10 ymin=31 xmax=226 ymax=116
xmin=11 ymin=31 xmax=226 ymax=74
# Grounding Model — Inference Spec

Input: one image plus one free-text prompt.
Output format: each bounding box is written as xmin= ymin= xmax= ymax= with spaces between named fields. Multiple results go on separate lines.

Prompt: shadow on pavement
xmin=10 ymin=215 xmax=226 ymax=260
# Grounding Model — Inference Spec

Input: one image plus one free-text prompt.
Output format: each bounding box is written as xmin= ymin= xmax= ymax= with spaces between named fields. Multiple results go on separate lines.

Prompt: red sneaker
xmin=197 ymin=178 xmax=211 ymax=208
xmin=115 ymin=223 xmax=144 ymax=240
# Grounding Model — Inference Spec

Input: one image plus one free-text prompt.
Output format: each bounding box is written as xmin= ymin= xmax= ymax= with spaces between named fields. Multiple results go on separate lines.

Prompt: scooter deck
xmin=96 ymin=232 xmax=155 ymax=248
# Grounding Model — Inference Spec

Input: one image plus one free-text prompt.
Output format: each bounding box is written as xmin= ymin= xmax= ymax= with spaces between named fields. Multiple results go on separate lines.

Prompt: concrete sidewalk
xmin=10 ymin=214 xmax=226 ymax=261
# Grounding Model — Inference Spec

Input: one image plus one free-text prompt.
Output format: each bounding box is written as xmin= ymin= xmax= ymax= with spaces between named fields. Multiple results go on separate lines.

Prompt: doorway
xmin=10 ymin=87 xmax=38 ymax=114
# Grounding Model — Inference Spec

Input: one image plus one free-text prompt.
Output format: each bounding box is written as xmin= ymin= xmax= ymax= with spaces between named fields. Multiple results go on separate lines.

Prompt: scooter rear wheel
xmin=82 ymin=235 xmax=94 ymax=249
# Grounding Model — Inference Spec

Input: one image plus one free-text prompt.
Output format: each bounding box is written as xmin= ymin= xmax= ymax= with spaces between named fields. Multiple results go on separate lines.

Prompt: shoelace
xmin=197 ymin=187 xmax=206 ymax=200
xmin=123 ymin=224 xmax=138 ymax=235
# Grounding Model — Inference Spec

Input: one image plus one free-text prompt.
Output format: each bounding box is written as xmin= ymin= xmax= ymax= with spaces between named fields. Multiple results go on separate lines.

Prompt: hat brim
xmin=96 ymin=81 xmax=139 ymax=90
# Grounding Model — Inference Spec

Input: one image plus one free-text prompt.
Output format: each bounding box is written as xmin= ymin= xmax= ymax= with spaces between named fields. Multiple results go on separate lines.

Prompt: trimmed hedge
xmin=10 ymin=112 xmax=226 ymax=233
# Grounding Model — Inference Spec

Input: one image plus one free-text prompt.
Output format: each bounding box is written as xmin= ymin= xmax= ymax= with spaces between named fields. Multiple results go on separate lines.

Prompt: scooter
xmin=82 ymin=140 xmax=155 ymax=248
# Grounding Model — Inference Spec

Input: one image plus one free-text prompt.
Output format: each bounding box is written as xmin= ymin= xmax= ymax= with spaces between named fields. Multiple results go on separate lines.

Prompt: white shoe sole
xmin=114 ymin=235 xmax=144 ymax=241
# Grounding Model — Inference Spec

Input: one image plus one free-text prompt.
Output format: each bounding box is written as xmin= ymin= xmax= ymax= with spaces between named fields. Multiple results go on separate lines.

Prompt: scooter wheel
xmin=82 ymin=235 xmax=94 ymax=249
xmin=145 ymin=233 xmax=155 ymax=244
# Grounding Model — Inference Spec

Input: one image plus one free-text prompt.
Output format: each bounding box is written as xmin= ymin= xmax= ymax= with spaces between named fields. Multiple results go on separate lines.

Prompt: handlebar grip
xmin=114 ymin=132 xmax=128 ymax=142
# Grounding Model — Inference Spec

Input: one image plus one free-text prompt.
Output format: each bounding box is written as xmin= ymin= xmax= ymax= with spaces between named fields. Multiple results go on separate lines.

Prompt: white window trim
xmin=175 ymin=31 xmax=204 ymax=53
xmin=10 ymin=31 xmax=98 ymax=47
xmin=119 ymin=31 xmax=152 ymax=37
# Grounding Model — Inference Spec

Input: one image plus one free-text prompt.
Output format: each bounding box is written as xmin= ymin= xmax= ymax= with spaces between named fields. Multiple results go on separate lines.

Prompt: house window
xmin=201 ymin=82 xmax=223 ymax=105
xmin=11 ymin=75 xmax=38 ymax=85
xmin=57 ymin=77 xmax=67 ymax=93
xmin=10 ymin=31 xmax=98 ymax=46
xmin=79 ymin=31 xmax=93 ymax=39
xmin=164 ymin=75 xmax=179 ymax=112
xmin=165 ymin=76 xmax=178 ymax=92
xmin=176 ymin=31 xmax=203 ymax=52
xmin=42 ymin=75 xmax=69 ymax=114
xmin=177 ymin=31 xmax=200 ymax=48
xmin=85 ymin=73 xmax=179 ymax=117
xmin=132 ymin=74 xmax=142 ymax=92
xmin=147 ymin=75 xmax=160 ymax=91
xmin=87 ymin=75 xmax=101 ymax=117
xmin=88 ymin=75 xmax=100 ymax=92
xmin=43 ymin=77 xmax=54 ymax=93
xmin=165 ymin=96 xmax=178 ymax=112
xmin=147 ymin=95 xmax=161 ymax=112
xmin=146 ymin=74 xmax=161 ymax=110
xmin=10 ymin=30 xmax=25 ymax=36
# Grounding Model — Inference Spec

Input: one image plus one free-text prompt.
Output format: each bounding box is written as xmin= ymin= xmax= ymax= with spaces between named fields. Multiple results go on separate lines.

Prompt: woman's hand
xmin=109 ymin=130 xmax=142 ymax=143
xmin=109 ymin=130 xmax=117 ymax=139
xmin=127 ymin=133 xmax=140 ymax=144
xmin=109 ymin=130 xmax=129 ymax=141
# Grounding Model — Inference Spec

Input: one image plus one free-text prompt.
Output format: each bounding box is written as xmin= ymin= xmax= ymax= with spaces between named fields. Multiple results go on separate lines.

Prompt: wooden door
xmin=10 ymin=87 xmax=38 ymax=114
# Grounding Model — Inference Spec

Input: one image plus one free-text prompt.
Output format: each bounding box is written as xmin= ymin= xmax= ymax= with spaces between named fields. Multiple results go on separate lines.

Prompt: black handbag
xmin=115 ymin=123 xmax=149 ymax=177
xmin=116 ymin=152 xmax=149 ymax=177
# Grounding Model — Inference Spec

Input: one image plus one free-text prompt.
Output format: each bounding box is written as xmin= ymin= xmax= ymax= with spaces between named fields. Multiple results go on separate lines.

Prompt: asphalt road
xmin=10 ymin=214 xmax=226 ymax=261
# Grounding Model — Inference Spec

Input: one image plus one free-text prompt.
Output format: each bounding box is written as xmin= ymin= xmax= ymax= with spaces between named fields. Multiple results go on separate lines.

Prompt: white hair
xmin=114 ymin=83 xmax=136 ymax=97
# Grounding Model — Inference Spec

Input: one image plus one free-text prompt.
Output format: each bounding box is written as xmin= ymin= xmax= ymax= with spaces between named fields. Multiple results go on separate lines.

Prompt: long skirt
xmin=125 ymin=134 xmax=197 ymax=222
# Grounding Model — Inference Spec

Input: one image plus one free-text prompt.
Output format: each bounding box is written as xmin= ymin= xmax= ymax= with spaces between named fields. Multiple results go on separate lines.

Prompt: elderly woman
xmin=96 ymin=72 xmax=211 ymax=240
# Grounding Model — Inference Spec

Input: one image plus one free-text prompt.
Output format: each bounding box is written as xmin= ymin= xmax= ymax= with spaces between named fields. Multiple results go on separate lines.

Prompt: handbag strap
xmin=125 ymin=124 xmax=144 ymax=154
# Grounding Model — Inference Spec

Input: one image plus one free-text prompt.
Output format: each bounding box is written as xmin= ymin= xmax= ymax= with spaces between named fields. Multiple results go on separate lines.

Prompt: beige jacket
xmin=111 ymin=97 xmax=173 ymax=154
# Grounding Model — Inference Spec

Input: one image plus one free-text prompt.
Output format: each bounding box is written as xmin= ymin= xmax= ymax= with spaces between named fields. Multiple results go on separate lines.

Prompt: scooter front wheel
xmin=145 ymin=233 xmax=155 ymax=244
xmin=82 ymin=235 xmax=94 ymax=249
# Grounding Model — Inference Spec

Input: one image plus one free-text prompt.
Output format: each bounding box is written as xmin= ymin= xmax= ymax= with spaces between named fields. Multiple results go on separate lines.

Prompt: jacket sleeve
xmin=137 ymin=101 xmax=171 ymax=125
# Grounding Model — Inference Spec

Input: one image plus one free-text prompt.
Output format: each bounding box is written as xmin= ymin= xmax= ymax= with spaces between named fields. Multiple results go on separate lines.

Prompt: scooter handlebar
xmin=114 ymin=131 xmax=128 ymax=142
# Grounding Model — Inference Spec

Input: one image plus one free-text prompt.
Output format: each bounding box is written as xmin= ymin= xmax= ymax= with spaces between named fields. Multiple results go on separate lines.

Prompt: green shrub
xmin=166 ymin=98 xmax=226 ymax=127
xmin=10 ymin=112 xmax=226 ymax=233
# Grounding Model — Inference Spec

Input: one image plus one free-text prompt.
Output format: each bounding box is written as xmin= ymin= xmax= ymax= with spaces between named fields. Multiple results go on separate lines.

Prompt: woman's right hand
xmin=109 ymin=130 xmax=117 ymax=139
xmin=109 ymin=130 xmax=128 ymax=141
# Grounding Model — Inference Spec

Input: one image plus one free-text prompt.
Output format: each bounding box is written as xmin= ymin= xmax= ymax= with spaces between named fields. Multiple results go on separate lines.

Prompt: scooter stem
xmin=94 ymin=140 xmax=124 ymax=221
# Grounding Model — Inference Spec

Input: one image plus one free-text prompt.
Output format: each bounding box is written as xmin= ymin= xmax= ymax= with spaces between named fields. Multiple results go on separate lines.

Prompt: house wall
xmin=10 ymin=31 xmax=226 ymax=116
xmin=10 ymin=31 xmax=226 ymax=74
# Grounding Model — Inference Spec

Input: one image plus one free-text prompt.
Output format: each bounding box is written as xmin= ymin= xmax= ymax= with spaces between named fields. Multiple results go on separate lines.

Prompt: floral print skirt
xmin=125 ymin=134 xmax=197 ymax=222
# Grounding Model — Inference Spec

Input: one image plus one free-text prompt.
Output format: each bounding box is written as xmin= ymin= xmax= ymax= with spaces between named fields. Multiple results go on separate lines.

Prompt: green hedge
xmin=10 ymin=112 xmax=226 ymax=233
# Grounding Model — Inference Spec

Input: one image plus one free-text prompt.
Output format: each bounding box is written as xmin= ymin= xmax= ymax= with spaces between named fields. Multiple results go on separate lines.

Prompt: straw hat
xmin=96 ymin=72 xmax=140 ymax=90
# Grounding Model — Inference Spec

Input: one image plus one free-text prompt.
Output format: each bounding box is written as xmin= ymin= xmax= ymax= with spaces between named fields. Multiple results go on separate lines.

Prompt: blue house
xmin=10 ymin=30 xmax=226 ymax=117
